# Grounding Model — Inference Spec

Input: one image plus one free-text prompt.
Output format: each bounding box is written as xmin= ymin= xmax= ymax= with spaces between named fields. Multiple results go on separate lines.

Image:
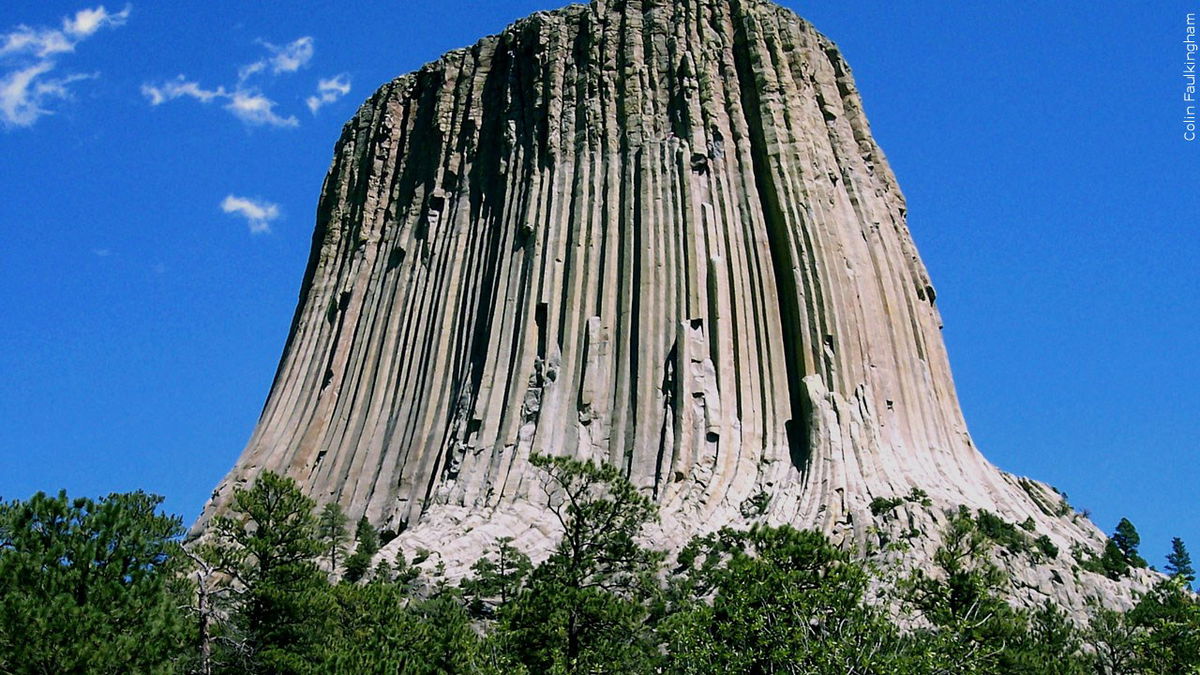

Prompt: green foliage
xmin=870 ymin=488 xmax=931 ymax=518
xmin=1087 ymin=578 xmax=1200 ymax=674
xmin=1080 ymin=519 xmax=1150 ymax=580
xmin=496 ymin=453 xmax=663 ymax=673
xmin=317 ymin=502 xmax=349 ymax=572
xmin=908 ymin=487 xmax=933 ymax=507
xmin=1034 ymin=534 xmax=1059 ymax=560
xmin=4 ymin=472 xmax=1199 ymax=674
xmin=0 ymin=490 xmax=190 ymax=673
xmin=202 ymin=472 xmax=332 ymax=672
xmin=1012 ymin=602 xmax=1090 ymax=675
xmin=932 ymin=507 xmax=1057 ymax=563
xmin=1114 ymin=518 xmax=1148 ymax=568
xmin=343 ymin=515 xmax=380 ymax=583
xmin=1093 ymin=540 xmax=1132 ymax=579
xmin=464 ymin=537 xmax=532 ymax=618
xmin=1087 ymin=607 xmax=1142 ymax=675
xmin=390 ymin=552 xmax=423 ymax=591
xmin=870 ymin=496 xmax=905 ymax=516
xmin=907 ymin=507 xmax=1005 ymax=627
xmin=973 ymin=508 xmax=1033 ymax=556
xmin=1165 ymin=537 xmax=1195 ymax=585
xmin=1125 ymin=578 xmax=1200 ymax=673
xmin=1047 ymin=485 xmax=1075 ymax=516
xmin=412 ymin=546 xmax=431 ymax=565
xmin=355 ymin=514 xmax=379 ymax=551
xmin=663 ymin=525 xmax=916 ymax=674
xmin=320 ymin=583 xmax=507 ymax=673
xmin=905 ymin=508 xmax=1091 ymax=674
xmin=737 ymin=489 xmax=771 ymax=518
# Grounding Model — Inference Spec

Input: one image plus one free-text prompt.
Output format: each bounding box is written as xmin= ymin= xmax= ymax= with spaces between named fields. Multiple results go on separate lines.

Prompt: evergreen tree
xmin=0 ymin=490 xmax=190 ymax=673
xmin=355 ymin=515 xmax=380 ymax=550
xmin=464 ymin=536 xmax=532 ymax=618
xmin=317 ymin=502 xmax=349 ymax=572
xmin=904 ymin=507 xmax=1091 ymax=674
xmin=664 ymin=526 xmax=916 ymax=674
xmin=343 ymin=516 xmax=380 ymax=583
xmin=497 ymin=454 xmax=663 ymax=673
xmin=203 ymin=472 xmax=331 ymax=672
xmin=1086 ymin=607 xmax=1141 ymax=675
xmin=1125 ymin=578 xmax=1200 ymax=673
xmin=1112 ymin=518 xmax=1148 ymax=568
xmin=1100 ymin=539 xmax=1132 ymax=580
xmin=321 ymin=581 xmax=509 ymax=673
xmin=1165 ymin=537 xmax=1195 ymax=585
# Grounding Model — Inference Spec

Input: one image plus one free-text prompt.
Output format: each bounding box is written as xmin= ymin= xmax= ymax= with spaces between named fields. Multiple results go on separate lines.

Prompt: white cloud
xmin=236 ymin=60 xmax=265 ymax=84
xmin=64 ymin=5 xmax=130 ymax=40
xmin=262 ymin=37 xmax=313 ymax=75
xmin=0 ymin=6 xmax=129 ymax=58
xmin=0 ymin=61 xmax=93 ymax=128
xmin=92 ymin=248 xmax=112 ymax=257
xmin=146 ymin=35 xmax=311 ymax=128
xmin=0 ymin=5 xmax=129 ymax=128
xmin=306 ymin=73 xmax=350 ymax=114
xmin=0 ymin=27 xmax=74 ymax=59
xmin=142 ymin=77 xmax=295 ymax=128
xmin=1 ymin=61 xmax=57 ymax=126
xmin=238 ymin=36 xmax=313 ymax=83
xmin=221 ymin=195 xmax=280 ymax=234
xmin=226 ymin=90 xmax=297 ymax=127
xmin=141 ymin=76 xmax=225 ymax=106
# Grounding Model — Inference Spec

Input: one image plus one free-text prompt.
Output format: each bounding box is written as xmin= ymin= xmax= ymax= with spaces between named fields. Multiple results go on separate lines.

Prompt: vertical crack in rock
xmin=194 ymin=0 xmax=1146 ymax=615
xmin=729 ymin=0 xmax=813 ymax=473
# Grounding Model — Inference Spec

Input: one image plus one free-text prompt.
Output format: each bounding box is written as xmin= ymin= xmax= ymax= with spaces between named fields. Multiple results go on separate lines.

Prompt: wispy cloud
xmin=0 ymin=62 xmax=91 ymax=127
xmin=63 ymin=6 xmax=130 ymax=40
xmin=144 ymin=36 xmax=311 ymax=129
xmin=237 ymin=37 xmax=313 ymax=82
xmin=227 ymin=91 xmax=297 ymax=127
xmin=221 ymin=195 xmax=279 ymax=234
xmin=142 ymin=76 xmax=297 ymax=128
xmin=306 ymin=73 xmax=350 ymax=114
xmin=0 ymin=5 xmax=130 ymax=128
xmin=1 ymin=5 xmax=129 ymax=58
xmin=141 ymin=76 xmax=224 ymax=105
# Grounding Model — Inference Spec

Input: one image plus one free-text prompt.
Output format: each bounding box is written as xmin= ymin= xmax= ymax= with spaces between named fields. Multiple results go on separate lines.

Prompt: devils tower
xmin=198 ymin=0 xmax=1140 ymax=612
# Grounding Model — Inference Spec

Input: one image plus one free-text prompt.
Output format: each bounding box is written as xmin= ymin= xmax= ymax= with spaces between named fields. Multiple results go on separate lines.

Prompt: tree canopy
xmin=0 ymin=465 xmax=1196 ymax=674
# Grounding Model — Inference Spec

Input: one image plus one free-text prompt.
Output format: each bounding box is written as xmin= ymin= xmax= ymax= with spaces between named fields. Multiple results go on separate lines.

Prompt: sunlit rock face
xmin=197 ymin=0 xmax=1147 ymax=614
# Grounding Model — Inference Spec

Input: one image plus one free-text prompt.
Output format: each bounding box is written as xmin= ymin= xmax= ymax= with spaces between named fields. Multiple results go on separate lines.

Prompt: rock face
xmin=198 ymin=0 xmax=1142 ymax=612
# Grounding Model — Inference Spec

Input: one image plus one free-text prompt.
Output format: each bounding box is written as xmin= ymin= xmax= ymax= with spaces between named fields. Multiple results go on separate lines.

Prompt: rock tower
xmin=199 ymin=0 xmax=1141 ymax=612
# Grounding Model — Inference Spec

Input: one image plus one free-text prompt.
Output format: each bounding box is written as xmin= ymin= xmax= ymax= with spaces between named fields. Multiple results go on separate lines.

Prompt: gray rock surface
xmin=196 ymin=0 xmax=1146 ymax=614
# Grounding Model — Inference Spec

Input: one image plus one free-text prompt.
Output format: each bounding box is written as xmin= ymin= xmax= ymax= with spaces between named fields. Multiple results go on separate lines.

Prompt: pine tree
xmin=1165 ymin=537 xmax=1195 ymax=585
xmin=497 ymin=454 xmax=664 ymax=673
xmin=464 ymin=536 xmax=532 ymax=617
xmin=343 ymin=516 xmax=380 ymax=583
xmin=665 ymin=526 xmax=910 ymax=674
xmin=1112 ymin=518 xmax=1148 ymax=568
xmin=0 ymin=491 xmax=190 ymax=673
xmin=317 ymin=502 xmax=349 ymax=572
xmin=203 ymin=472 xmax=331 ymax=672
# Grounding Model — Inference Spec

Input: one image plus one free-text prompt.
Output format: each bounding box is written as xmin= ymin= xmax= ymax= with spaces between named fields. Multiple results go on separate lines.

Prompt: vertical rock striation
xmin=198 ymin=0 xmax=1140 ymax=611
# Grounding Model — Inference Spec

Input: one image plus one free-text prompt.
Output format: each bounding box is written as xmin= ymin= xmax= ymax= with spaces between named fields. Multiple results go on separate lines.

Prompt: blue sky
xmin=1 ymin=1 xmax=1195 ymax=566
